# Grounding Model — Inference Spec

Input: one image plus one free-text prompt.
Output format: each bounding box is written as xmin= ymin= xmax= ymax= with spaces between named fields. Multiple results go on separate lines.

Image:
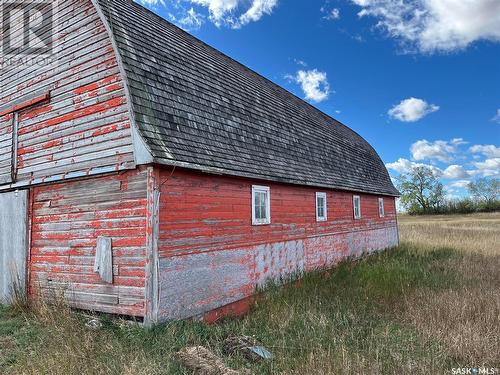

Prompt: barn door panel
xmin=0 ymin=114 xmax=14 ymax=185
xmin=0 ymin=190 xmax=28 ymax=303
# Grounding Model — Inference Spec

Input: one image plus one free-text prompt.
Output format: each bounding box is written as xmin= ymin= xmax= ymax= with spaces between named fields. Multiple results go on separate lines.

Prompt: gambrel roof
xmin=96 ymin=0 xmax=399 ymax=196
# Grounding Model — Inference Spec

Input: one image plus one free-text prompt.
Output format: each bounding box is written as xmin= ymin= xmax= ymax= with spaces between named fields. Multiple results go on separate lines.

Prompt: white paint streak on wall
xmin=157 ymin=226 xmax=399 ymax=321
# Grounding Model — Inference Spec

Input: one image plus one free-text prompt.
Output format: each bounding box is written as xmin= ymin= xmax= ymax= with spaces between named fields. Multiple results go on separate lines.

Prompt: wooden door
xmin=0 ymin=190 xmax=28 ymax=304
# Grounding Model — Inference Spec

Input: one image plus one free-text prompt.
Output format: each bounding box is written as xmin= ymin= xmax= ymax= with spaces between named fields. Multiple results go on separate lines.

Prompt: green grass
xmin=2 ymin=242 xmax=491 ymax=374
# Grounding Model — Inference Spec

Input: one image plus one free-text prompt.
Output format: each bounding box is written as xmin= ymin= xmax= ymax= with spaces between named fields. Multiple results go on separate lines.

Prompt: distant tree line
xmin=396 ymin=166 xmax=500 ymax=215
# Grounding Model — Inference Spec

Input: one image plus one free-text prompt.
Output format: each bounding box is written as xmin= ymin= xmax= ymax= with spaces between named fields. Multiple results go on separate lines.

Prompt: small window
xmin=252 ymin=185 xmax=270 ymax=225
xmin=316 ymin=192 xmax=327 ymax=222
xmin=353 ymin=195 xmax=361 ymax=219
xmin=378 ymin=198 xmax=385 ymax=217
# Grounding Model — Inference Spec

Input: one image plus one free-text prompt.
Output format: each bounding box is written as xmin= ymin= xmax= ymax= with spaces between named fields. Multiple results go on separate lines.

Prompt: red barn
xmin=0 ymin=0 xmax=399 ymax=324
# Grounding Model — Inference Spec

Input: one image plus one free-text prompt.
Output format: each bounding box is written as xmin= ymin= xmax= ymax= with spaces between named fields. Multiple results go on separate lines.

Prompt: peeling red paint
xmin=0 ymin=92 xmax=50 ymax=117
xmin=1 ymin=1 xmax=134 ymax=188
xmin=19 ymin=104 xmax=54 ymax=121
xmin=42 ymin=139 xmax=64 ymax=149
xmin=19 ymin=97 xmax=127 ymax=136
xmin=156 ymin=167 xmax=398 ymax=321
xmin=29 ymin=170 xmax=149 ymax=317
xmin=203 ymin=296 xmax=256 ymax=324
xmin=92 ymin=123 xmax=119 ymax=137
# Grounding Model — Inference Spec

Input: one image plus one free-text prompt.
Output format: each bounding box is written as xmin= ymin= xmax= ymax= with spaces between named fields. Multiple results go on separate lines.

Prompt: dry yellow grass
xmin=398 ymin=212 xmax=500 ymax=255
xmin=398 ymin=213 xmax=500 ymax=366
xmin=1 ymin=213 xmax=499 ymax=374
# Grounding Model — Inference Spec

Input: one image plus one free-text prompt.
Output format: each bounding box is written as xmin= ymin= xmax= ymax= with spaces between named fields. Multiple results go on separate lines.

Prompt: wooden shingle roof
xmin=98 ymin=0 xmax=399 ymax=196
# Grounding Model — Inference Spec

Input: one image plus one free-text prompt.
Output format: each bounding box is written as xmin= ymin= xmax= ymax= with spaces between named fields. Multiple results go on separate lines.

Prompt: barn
xmin=0 ymin=0 xmax=399 ymax=324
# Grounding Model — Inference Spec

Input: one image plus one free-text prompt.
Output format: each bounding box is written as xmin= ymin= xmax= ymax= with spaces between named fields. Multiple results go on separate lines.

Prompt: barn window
xmin=378 ymin=197 xmax=385 ymax=217
xmin=316 ymin=192 xmax=327 ymax=222
xmin=252 ymin=185 xmax=270 ymax=225
xmin=353 ymin=195 xmax=361 ymax=219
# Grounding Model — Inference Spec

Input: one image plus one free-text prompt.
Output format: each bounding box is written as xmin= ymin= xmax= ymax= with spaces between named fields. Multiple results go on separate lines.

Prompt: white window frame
xmin=353 ymin=195 xmax=361 ymax=220
xmin=252 ymin=185 xmax=271 ymax=225
xmin=378 ymin=197 xmax=385 ymax=218
xmin=316 ymin=192 xmax=327 ymax=222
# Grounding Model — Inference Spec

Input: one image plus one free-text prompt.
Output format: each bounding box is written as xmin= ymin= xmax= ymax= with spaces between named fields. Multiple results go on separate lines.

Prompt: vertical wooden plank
xmin=11 ymin=112 xmax=19 ymax=182
xmin=26 ymin=187 xmax=35 ymax=298
xmin=144 ymin=166 xmax=160 ymax=326
xmin=94 ymin=237 xmax=113 ymax=284
xmin=0 ymin=114 xmax=13 ymax=184
xmin=0 ymin=190 xmax=28 ymax=303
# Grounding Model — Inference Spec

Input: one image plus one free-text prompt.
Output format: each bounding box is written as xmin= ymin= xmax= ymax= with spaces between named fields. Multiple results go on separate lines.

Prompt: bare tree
xmin=467 ymin=178 xmax=499 ymax=204
xmin=396 ymin=166 xmax=445 ymax=214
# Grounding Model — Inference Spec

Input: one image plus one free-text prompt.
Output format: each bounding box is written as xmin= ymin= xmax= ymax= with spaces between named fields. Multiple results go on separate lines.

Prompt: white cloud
xmin=385 ymin=155 xmax=498 ymax=185
xmin=293 ymin=59 xmax=308 ymax=67
xmin=386 ymin=158 xmax=414 ymax=174
xmin=136 ymin=0 xmax=277 ymax=28
xmin=450 ymin=138 xmax=468 ymax=146
xmin=442 ymin=165 xmax=470 ymax=179
xmin=388 ymin=137 xmax=498 ymax=190
xmin=410 ymin=139 xmax=459 ymax=163
xmin=136 ymin=0 xmax=165 ymax=6
xmin=321 ymin=1 xmax=341 ymax=20
xmin=287 ymin=69 xmax=330 ymax=103
xmin=471 ymin=158 xmax=500 ymax=177
xmin=469 ymin=144 xmax=500 ymax=158
xmin=388 ymin=97 xmax=439 ymax=122
xmin=444 ymin=185 xmax=461 ymax=200
xmin=450 ymin=180 xmax=471 ymax=189
xmin=492 ymin=109 xmax=500 ymax=124
xmin=178 ymin=7 xmax=204 ymax=29
xmin=351 ymin=0 xmax=500 ymax=53
xmin=190 ymin=0 xmax=278 ymax=28
xmin=467 ymin=144 xmax=500 ymax=176
xmin=239 ymin=0 xmax=278 ymax=26
xmin=189 ymin=0 xmax=238 ymax=26
xmin=385 ymin=158 xmax=442 ymax=176
xmin=321 ymin=7 xmax=340 ymax=20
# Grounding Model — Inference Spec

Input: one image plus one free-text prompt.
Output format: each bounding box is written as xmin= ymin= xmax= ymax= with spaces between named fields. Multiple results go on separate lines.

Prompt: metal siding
xmin=29 ymin=169 xmax=148 ymax=316
xmin=0 ymin=190 xmax=28 ymax=303
xmin=157 ymin=168 xmax=399 ymax=321
xmin=0 ymin=0 xmax=135 ymax=190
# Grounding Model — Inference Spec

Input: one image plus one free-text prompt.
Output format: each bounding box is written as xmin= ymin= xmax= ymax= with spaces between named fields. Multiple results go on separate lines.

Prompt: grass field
xmin=1 ymin=213 xmax=499 ymax=374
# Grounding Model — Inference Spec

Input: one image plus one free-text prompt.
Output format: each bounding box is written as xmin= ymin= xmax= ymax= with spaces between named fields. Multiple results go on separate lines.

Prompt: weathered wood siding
xmin=0 ymin=115 xmax=13 ymax=185
xmin=0 ymin=190 xmax=28 ymax=303
xmin=0 ymin=0 xmax=134 ymax=189
xmin=29 ymin=169 xmax=148 ymax=316
xmin=157 ymin=168 xmax=398 ymax=320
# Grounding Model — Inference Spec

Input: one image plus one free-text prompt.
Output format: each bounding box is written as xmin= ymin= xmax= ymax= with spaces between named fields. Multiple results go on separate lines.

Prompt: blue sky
xmin=136 ymin=0 xmax=500 ymax=198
